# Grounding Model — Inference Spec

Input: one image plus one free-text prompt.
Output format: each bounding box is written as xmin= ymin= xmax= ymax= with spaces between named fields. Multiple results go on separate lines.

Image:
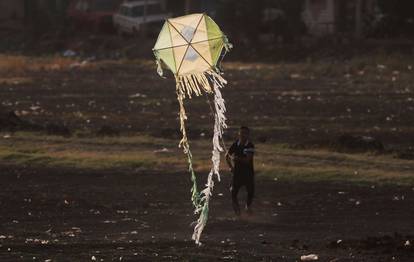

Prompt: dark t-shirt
xmin=228 ymin=140 xmax=255 ymax=179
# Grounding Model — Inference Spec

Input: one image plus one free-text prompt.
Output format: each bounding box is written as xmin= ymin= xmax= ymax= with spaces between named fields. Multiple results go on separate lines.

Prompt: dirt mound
xmin=0 ymin=111 xmax=42 ymax=132
xmin=395 ymin=147 xmax=414 ymax=160
xmin=45 ymin=123 xmax=71 ymax=137
xmin=96 ymin=125 xmax=120 ymax=137
xmin=0 ymin=111 xmax=72 ymax=137
xmin=328 ymin=233 xmax=414 ymax=254
xmin=331 ymin=134 xmax=385 ymax=153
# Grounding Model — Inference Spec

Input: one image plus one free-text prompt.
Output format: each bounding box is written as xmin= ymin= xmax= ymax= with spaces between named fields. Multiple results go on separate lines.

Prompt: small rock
xmin=301 ymin=254 xmax=319 ymax=261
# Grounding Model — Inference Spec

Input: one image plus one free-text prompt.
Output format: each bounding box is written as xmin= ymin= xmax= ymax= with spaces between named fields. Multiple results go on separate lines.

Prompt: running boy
xmin=226 ymin=126 xmax=255 ymax=215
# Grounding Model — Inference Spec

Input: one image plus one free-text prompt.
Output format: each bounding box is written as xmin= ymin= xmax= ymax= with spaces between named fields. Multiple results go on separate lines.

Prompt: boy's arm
xmin=226 ymin=143 xmax=236 ymax=172
xmin=236 ymin=145 xmax=254 ymax=164
xmin=226 ymin=151 xmax=234 ymax=172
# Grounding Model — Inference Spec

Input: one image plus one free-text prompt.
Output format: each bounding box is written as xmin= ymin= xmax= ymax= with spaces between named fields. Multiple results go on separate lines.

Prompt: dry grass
xmin=1 ymin=53 xmax=411 ymax=82
xmin=0 ymin=132 xmax=413 ymax=185
xmin=224 ymin=53 xmax=414 ymax=82
xmin=0 ymin=55 xmax=93 ymax=75
xmin=0 ymin=132 xmax=184 ymax=171
xmin=0 ymin=55 xmax=154 ymax=76
xmin=256 ymin=143 xmax=414 ymax=184
xmin=1 ymin=53 xmax=413 ymax=184
xmin=0 ymin=76 xmax=33 ymax=85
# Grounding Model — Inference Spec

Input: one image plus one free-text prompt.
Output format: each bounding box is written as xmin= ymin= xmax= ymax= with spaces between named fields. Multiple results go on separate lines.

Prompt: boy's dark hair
xmin=240 ymin=126 xmax=250 ymax=133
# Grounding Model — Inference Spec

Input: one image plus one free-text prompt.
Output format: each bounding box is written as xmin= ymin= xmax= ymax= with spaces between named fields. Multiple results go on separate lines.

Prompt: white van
xmin=113 ymin=0 xmax=171 ymax=35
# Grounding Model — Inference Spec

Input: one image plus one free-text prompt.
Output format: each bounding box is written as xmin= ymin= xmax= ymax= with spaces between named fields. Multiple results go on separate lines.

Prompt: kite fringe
xmin=176 ymin=87 xmax=201 ymax=210
xmin=175 ymin=70 xmax=228 ymax=245
xmin=192 ymin=81 xmax=227 ymax=245
xmin=175 ymin=70 xmax=227 ymax=99
xmin=156 ymin=60 xmax=164 ymax=78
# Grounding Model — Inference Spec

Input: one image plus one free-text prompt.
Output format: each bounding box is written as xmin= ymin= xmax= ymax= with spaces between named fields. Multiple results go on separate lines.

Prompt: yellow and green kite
xmin=153 ymin=13 xmax=232 ymax=245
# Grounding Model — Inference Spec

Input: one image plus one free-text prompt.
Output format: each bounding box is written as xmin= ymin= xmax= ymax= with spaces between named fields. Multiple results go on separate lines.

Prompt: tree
xmin=373 ymin=0 xmax=414 ymax=37
xmin=215 ymin=0 xmax=305 ymax=44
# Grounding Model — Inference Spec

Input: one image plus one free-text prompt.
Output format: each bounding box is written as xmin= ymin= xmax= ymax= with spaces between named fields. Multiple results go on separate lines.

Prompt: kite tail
xmin=175 ymin=71 xmax=228 ymax=245
xmin=176 ymin=85 xmax=201 ymax=210
xmin=175 ymin=70 xmax=226 ymax=99
xmin=192 ymin=80 xmax=228 ymax=245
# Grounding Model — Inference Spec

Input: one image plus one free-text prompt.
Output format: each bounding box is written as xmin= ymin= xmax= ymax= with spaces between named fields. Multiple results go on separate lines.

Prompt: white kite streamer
xmin=192 ymin=81 xmax=227 ymax=245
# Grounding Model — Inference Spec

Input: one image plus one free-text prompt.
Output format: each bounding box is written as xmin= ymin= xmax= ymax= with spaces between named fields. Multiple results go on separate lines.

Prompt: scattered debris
xmin=301 ymin=254 xmax=319 ymax=261
xmin=69 ymin=60 xmax=89 ymax=69
xmin=129 ymin=93 xmax=147 ymax=98
xmin=377 ymin=64 xmax=386 ymax=70
xmin=63 ymin=50 xmax=77 ymax=57
xmin=153 ymin=148 xmax=170 ymax=153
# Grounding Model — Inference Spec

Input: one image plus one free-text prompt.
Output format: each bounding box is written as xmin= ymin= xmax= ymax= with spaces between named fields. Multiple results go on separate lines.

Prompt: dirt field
xmin=2 ymin=55 xmax=414 ymax=147
xmin=0 ymin=54 xmax=414 ymax=261
xmin=0 ymin=165 xmax=413 ymax=261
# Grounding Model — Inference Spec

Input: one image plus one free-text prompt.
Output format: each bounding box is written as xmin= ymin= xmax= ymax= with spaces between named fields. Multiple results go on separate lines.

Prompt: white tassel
xmin=174 ymin=69 xmax=229 ymax=245
xmin=156 ymin=60 xmax=164 ymax=77
xmin=192 ymin=80 xmax=228 ymax=245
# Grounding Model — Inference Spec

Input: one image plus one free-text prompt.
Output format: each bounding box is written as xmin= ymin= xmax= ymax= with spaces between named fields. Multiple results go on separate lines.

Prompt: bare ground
xmin=0 ymin=55 xmax=414 ymax=261
xmin=0 ymin=164 xmax=413 ymax=261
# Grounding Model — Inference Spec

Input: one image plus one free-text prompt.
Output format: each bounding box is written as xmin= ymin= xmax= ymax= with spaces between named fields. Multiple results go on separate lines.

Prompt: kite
xmin=153 ymin=13 xmax=232 ymax=244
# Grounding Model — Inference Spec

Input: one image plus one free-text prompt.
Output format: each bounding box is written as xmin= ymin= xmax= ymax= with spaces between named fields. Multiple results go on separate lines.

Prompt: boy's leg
xmin=246 ymin=178 xmax=255 ymax=209
xmin=231 ymin=179 xmax=241 ymax=216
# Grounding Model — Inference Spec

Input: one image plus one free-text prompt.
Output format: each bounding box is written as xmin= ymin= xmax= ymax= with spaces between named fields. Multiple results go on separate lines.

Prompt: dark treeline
xmin=18 ymin=0 xmax=414 ymax=39
xmin=214 ymin=0 xmax=414 ymax=41
xmin=215 ymin=0 xmax=305 ymax=44
xmin=372 ymin=0 xmax=414 ymax=37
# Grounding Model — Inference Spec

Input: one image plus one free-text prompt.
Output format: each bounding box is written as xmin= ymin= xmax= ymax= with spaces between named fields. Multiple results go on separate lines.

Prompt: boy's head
xmin=238 ymin=126 xmax=250 ymax=143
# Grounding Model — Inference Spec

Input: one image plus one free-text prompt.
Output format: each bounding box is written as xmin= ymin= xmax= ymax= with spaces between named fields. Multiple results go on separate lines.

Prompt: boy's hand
xmin=225 ymin=151 xmax=234 ymax=173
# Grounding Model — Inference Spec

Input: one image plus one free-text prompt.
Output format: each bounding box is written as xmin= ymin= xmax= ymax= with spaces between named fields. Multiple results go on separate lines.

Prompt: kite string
xmin=176 ymin=84 xmax=201 ymax=210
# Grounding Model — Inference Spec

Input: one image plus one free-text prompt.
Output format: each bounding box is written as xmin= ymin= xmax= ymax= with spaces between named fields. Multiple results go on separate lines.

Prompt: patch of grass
xmin=0 ymin=132 xmax=413 ymax=185
xmin=0 ymin=132 xmax=185 ymax=171
xmin=256 ymin=143 xmax=414 ymax=185
xmin=0 ymin=148 xmax=159 ymax=170
xmin=261 ymin=167 xmax=354 ymax=183
xmin=2 ymin=152 xmax=31 ymax=161
xmin=225 ymin=53 xmax=414 ymax=82
xmin=0 ymin=55 xmax=93 ymax=75
xmin=0 ymin=151 xmax=54 ymax=166
xmin=0 ymin=77 xmax=33 ymax=85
